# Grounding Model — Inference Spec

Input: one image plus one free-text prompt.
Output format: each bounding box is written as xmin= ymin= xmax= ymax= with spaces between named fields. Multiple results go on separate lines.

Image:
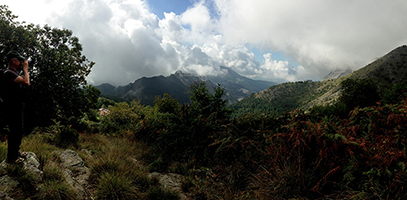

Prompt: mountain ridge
xmin=231 ymin=45 xmax=407 ymax=117
xmin=95 ymin=67 xmax=276 ymax=105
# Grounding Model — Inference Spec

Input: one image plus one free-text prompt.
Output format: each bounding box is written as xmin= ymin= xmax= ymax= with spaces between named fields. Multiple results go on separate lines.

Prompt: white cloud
xmin=215 ymin=0 xmax=407 ymax=79
xmin=2 ymin=0 xmax=407 ymax=86
xmin=261 ymin=53 xmax=296 ymax=82
xmin=181 ymin=1 xmax=213 ymax=32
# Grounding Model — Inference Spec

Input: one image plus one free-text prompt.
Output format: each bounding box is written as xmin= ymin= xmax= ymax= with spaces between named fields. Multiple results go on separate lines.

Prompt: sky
xmin=2 ymin=0 xmax=407 ymax=86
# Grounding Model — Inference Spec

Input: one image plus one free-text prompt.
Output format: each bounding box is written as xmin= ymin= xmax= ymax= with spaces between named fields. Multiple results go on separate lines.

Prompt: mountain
xmin=95 ymin=67 xmax=276 ymax=105
xmin=323 ymin=68 xmax=353 ymax=80
xmin=305 ymin=44 xmax=407 ymax=108
xmin=231 ymin=45 xmax=407 ymax=117
xmin=95 ymin=83 xmax=116 ymax=96
xmin=205 ymin=66 xmax=275 ymax=102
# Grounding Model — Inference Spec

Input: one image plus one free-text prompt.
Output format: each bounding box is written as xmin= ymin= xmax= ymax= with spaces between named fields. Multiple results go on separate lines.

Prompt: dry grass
xmin=0 ymin=131 xmax=180 ymax=199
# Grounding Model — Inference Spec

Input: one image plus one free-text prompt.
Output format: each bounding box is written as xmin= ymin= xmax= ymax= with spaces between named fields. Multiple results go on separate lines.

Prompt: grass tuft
xmin=35 ymin=180 xmax=76 ymax=200
xmin=145 ymin=186 xmax=180 ymax=200
xmin=95 ymin=172 xmax=139 ymax=200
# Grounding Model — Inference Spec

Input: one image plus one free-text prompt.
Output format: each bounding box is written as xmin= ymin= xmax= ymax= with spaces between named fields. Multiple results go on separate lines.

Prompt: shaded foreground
xmin=1 ymin=100 xmax=407 ymax=199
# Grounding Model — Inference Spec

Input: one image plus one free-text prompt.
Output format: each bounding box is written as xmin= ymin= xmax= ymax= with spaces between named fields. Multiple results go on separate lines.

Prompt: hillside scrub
xmin=77 ymin=82 xmax=407 ymax=199
xmin=1 ymin=80 xmax=407 ymax=199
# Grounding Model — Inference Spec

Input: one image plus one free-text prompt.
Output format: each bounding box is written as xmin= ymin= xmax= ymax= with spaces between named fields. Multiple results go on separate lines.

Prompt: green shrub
xmin=145 ymin=186 xmax=179 ymax=200
xmin=310 ymin=101 xmax=349 ymax=119
xmin=89 ymin=155 xmax=123 ymax=184
xmin=0 ymin=144 xmax=7 ymax=161
xmin=137 ymin=83 xmax=231 ymax=164
xmin=35 ymin=180 xmax=76 ymax=200
xmin=95 ymin=172 xmax=139 ymax=200
xmin=148 ymin=158 xmax=168 ymax=173
xmin=54 ymin=126 xmax=79 ymax=148
xmin=4 ymin=164 xmax=38 ymax=198
xmin=154 ymin=93 xmax=181 ymax=114
xmin=339 ymin=78 xmax=380 ymax=109
xmin=100 ymin=101 xmax=150 ymax=134
xmin=42 ymin=162 xmax=65 ymax=182
xmin=382 ymin=80 xmax=407 ymax=104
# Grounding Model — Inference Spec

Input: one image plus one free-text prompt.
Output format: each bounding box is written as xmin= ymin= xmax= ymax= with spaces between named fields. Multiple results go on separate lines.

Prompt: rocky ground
xmin=0 ymin=149 xmax=186 ymax=200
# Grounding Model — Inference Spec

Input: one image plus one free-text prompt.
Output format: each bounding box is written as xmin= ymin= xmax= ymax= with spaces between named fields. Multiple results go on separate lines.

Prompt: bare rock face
xmin=323 ymin=68 xmax=353 ymax=80
xmin=22 ymin=152 xmax=43 ymax=182
xmin=0 ymin=191 xmax=13 ymax=200
xmin=0 ymin=150 xmax=92 ymax=200
xmin=54 ymin=149 xmax=91 ymax=200
xmin=148 ymin=172 xmax=187 ymax=200
xmin=0 ymin=152 xmax=42 ymax=198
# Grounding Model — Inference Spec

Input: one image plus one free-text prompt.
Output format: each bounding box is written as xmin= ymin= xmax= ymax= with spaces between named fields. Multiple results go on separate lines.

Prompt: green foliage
xmin=382 ymin=80 xmax=407 ymax=104
xmin=97 ymin=97 xmax=117 ymax=108
xmin=154 ymin=93 xmax=181 ymax=114
xmin=189 ymin=82 xmax=232 ymax=120
xmin=95 ymin=172 xmax=139 ymax=200
xmin=339 ymin=78 xmax=380 ymax=109
xmin=4 ymin=163 xmax=38 ymax=197
xmin=231 ymin=81 xmax=332 ymax=118
xmin=137 ymin=83 xmax=232 ymax=163
xmin=100 ymin=101 xmax=147 ymax=134
xmin=310 ymin=101 xmax=349 ymax=119
xmin=0 ymin=5 xmax=98 ymax=128
xmin=54 ymin=125 xmax=79 ymax=148
xmin=145 ymin=186 xmax=180 ymax=200
xmin=35 ymin=180 xmax=76 ymax=200
xmin=42 ymin=162 xmax=65 ymax=182
xmin=149 ymin=158 xmax=168 ymax=173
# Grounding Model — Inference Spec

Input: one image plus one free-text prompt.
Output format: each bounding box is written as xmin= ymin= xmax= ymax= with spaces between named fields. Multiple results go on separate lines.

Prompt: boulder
xmin=0 ymin=152 xmax=42 ymax=197
xmin=54 ymin=149 xmax=91 ymax=200
xmin=148 ymin=172 xmax=187 ymax=200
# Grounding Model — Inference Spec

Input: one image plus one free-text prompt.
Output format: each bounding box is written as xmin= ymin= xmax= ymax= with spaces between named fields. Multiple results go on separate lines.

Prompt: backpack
xmin=0 ymin=68 xmax=11 ymax=103
xmin=0 ymin=69 xmax=6 ymax=128
xmin=0 ymin=68 xmax=13 ymax=127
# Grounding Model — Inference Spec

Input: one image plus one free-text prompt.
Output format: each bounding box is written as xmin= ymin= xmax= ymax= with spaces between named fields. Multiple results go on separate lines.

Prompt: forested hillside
xmin=231 ymin=45 xmax=407 ymax=118
xmin=231 ymin=80 xmax=336 ymax=117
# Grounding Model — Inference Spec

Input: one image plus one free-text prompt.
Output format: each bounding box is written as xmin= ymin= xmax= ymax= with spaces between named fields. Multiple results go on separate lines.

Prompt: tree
xmin=339 ymin=78 xmax=380 ymax=109
xmin=0 ymin=5 xmax=98 ymax=127
xmin=154 ymin=93 xmax=181 ymax=114
xmin=189 ymin=82 xmax=232 ymax=120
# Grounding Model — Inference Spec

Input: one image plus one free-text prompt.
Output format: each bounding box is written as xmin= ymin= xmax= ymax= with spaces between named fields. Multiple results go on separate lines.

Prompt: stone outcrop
xmin=0 ymin=150 xmax=91 ymax=200
xmin=0 ymin=149 xmax=187 ymax=200
xmin=53 ymin=149 xmax=91 ymax=200
xmin=0 ymin=152 xmax=43 ymax=193
xmin=148 ymin=172 xmax=187 ymax=200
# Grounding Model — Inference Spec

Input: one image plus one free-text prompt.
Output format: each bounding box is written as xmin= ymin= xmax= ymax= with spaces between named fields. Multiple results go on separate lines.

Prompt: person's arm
xmin=13 ymin=60 xmax=30 ymax=86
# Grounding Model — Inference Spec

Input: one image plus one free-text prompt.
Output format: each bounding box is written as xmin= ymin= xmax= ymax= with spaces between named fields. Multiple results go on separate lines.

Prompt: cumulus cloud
xmin=3 ymin=0 xmax=407 ymax=86
xmin=215 ymin=0 xmax=407 ymax=79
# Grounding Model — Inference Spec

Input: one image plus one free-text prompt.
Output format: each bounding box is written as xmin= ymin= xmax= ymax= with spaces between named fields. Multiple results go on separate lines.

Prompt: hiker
xmin=4 ymin=51 xmax=30 ymax=163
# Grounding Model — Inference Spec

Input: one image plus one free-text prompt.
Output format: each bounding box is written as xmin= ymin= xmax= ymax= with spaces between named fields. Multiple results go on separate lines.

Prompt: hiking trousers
xmin=5 ymin=104 xmax=24 ymax=162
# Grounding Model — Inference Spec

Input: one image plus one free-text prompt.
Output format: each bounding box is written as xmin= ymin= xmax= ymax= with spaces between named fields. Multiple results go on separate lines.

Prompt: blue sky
xmin=148 ymin=0 xmax=192 ymax=19
xmin=2 ymin=0 xmax=407 ymax=86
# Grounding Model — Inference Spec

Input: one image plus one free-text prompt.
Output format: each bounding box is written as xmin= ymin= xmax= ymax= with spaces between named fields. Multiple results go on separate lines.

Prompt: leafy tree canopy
xmin=0 ymin=5 xmax=99 ymax=128
xmin=339 ymin=78 xmax=380 ymax=109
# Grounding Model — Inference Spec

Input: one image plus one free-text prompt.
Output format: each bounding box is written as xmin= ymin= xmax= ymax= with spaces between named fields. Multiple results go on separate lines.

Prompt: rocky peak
xmin=323 ymin=68 xmax=353 ymax=80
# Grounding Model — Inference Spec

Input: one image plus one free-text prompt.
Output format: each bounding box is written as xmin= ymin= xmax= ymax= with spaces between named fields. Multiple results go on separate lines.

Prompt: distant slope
xmin=95 ymin=67 xmax=276 ymax=105
xmin=205 ymin=66 xmax=276 ymax=103
xmin=305 ymin=45 xmax=407 ymax=109
xmin=231 ymin=80 xmax=335 ymax=116
xmin=98 ymin=71 xmax=211 ymax=105
xmin=231 ymin=45 xmax=407 ymax=117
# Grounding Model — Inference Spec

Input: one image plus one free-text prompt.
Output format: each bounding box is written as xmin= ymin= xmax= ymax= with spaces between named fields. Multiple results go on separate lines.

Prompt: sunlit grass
xmin=0 ymin=130 xmax=183 ymax=199
xmin=35 ymin=180 xmax=76 ymax=200
xmin=95 ymin=172 xmax=139 ymax=199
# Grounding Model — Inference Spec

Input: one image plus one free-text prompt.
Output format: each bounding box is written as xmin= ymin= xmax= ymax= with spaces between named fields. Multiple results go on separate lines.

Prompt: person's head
xmin=7 ymin=51 xmax=26 ymax=69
